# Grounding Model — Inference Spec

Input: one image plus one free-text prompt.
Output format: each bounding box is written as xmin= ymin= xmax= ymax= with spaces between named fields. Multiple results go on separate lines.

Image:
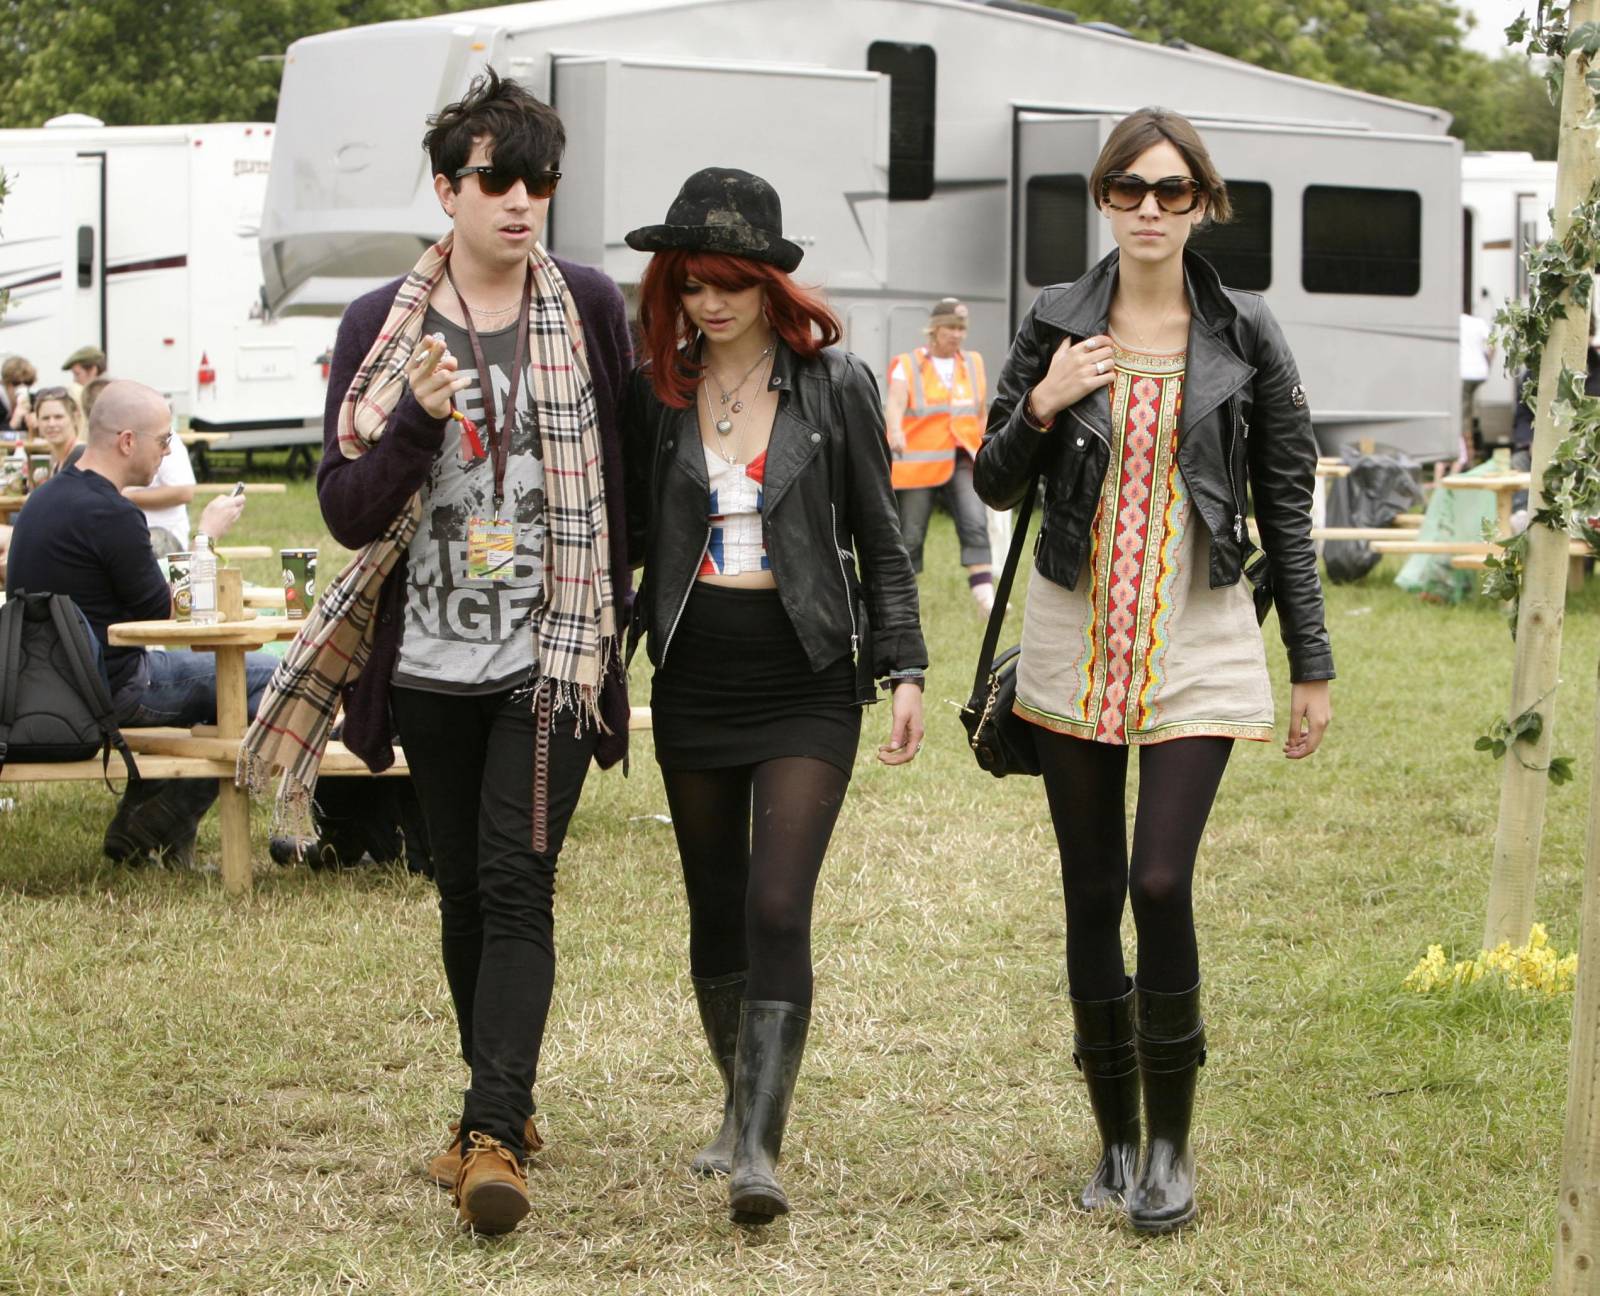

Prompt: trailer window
xmin=1190 ymin=181 xmax=1271 ymax=291
xmin=1025 ymin=174 xmax=1089 ymax=287
xmin=867 ymin=41 xmax=936 ymax=201
xmin=1302 ymin=185 xmax=1422 ymax=296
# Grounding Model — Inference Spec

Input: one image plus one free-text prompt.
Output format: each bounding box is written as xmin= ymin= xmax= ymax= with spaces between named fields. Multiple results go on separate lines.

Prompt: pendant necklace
xmin=703 ymin=381 xmax=744 ymax=465
xmin=707 ymin=343 xmax=775 ymax=435
xmin=1123 ymin=296 xmax=1180 ymax=352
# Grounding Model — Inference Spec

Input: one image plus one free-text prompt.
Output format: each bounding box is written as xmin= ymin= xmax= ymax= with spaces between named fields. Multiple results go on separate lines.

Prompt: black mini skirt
xmin=650 ymin=584 xmax=862 ymax=775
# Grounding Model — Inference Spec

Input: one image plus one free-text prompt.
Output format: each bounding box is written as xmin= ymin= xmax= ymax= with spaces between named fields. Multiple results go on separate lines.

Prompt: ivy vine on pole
xmin=1492 ymin=13 xmax=1600 ymax=620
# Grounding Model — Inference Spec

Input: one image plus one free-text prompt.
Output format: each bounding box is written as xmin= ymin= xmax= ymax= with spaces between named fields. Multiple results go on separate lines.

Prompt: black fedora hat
xmin=625 ymin=167 xmax=804 ymax=272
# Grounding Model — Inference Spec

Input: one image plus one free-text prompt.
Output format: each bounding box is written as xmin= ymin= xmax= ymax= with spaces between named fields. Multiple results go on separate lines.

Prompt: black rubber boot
xmin=1128 ymin=982 xmax=1206 ymax=1234
xmin=727 ymin=1000 xmax=809 ymax=1225
xmin=689 ymin=971 xmax=747 ymax=1176
xmin=1070 ymin=979 xmax=1139 ymax=1211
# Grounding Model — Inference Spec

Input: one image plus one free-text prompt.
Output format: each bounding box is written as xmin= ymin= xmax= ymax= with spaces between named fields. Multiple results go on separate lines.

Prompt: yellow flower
xmin=1404 ymin=926 xmax=1577 ymax=996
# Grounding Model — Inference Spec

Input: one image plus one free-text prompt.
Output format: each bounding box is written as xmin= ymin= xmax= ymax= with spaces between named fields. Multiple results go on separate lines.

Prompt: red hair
xmin=637 ymin=250 xmax=842 ymax=407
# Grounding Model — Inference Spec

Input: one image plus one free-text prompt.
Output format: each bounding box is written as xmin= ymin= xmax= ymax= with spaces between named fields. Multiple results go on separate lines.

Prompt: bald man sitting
xmin=5 ymin=380 xmax=272 ymax=866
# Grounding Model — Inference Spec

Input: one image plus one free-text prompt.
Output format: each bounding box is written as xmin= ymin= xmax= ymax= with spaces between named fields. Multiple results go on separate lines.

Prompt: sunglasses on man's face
xmin=454 ymin=165 xmax=562 ymax=199
xmin=1100 ymin=173 xmax=1203 ymax=214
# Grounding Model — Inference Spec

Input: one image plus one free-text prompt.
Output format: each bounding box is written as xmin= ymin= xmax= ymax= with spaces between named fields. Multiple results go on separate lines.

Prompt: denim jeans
xmin=112 ymin=648 xmax=278 ymax=730
xmin=105 ymin=649 xmax=280 ymax=844
xmin=895 ymin=450 xmax=992 ymax=571
xmin=391 ymin=686 xmax=597 ymax=1157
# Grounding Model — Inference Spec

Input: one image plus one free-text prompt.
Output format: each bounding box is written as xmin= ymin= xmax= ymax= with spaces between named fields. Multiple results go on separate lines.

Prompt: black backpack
xmin=0 ymin=591 xmax=138 ymax=782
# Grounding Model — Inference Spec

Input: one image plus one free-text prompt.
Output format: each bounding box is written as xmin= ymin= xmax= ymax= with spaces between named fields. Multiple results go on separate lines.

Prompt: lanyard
xmin=446 ymin=260 xmax=532 ymax=514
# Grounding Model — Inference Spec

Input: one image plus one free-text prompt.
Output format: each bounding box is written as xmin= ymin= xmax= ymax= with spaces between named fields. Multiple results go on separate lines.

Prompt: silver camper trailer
xmin=261 ymin=0 xmax=1463 ymax=458
xmin=1461 ymin=151 xmax=1559 ymax=445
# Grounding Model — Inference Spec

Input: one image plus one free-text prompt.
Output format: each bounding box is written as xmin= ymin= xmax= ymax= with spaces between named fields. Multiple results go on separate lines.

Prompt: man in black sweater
xmin=5 ymin=380 xmax=267 ymax=863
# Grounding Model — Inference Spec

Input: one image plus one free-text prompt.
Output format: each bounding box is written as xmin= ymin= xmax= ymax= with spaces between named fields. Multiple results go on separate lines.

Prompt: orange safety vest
xmin=889 ymin=347 xmax=987 ymax=491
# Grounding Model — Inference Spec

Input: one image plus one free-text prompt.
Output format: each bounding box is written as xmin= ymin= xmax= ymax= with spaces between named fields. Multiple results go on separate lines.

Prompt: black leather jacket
xmin=623 ymin=342 xmax=927 ymax=689
xmin=975 ymin=250 xmax=1333 ymax=684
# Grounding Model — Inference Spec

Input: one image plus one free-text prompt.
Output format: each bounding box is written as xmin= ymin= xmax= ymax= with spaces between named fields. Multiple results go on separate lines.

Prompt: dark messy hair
xmin=1089 ymin=106 xmax=1233 ymax=225
xmin=422 ymin=67 xmax=565 ymax=187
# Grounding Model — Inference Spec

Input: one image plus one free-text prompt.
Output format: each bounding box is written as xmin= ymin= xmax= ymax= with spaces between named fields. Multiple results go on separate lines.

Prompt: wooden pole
xmin=1484 ymin=0 xmax=1600 ymax=948
xmin=1556 ymin=659 xmax=1600 ymax=1293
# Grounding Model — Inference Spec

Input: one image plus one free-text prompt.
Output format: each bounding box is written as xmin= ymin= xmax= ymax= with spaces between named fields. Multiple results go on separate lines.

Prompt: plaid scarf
xmin=239 ymin=231 xmax=614 ymax=833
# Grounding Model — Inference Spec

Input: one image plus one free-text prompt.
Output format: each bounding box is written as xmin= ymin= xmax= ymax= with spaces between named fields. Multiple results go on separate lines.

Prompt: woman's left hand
xmin=877 ymin=680 xmax=926 ymax=766
xmin=1284 ymin=679 xmax=1331 ymax=759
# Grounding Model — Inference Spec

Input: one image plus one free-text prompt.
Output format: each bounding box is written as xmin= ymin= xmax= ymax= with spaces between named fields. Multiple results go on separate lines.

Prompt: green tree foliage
xmin=1044 ymin=0 xmax=1559 ymax=157
xmin=0 ymin=0 xmax=482 ymax=128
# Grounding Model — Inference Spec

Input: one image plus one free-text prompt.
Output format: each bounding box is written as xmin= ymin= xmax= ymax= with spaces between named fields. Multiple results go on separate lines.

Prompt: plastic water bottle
xmin=191 ymin=533 xmax=219 ymax=624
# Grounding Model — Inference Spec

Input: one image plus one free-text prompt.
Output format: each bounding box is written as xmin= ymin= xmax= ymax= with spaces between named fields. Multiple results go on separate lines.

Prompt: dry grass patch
xmin=0 ymin=479 xmax=1592 ymax=1293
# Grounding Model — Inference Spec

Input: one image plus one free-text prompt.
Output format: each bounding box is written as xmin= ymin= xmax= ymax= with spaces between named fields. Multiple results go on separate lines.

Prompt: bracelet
xmin=1021 ymin=389 xmax=1051 ymax=432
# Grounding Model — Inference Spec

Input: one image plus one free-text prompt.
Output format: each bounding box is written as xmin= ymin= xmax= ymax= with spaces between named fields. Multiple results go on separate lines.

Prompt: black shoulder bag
xmin=958 ymin=476 xmax=1042 ymax=778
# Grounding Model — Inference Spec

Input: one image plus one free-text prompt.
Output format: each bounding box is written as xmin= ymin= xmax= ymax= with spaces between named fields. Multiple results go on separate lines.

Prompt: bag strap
xmin=0 ymin=597 xmax=23 ymax=771
xmin=968 ymin=474 xmax=1040 ymax=704
xmin=45 ymin=594 xmax=139 ymax=789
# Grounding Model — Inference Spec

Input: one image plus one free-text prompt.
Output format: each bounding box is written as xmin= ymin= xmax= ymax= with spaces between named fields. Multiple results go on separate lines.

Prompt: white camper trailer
xmin=0 ymin=119 xmax=332 ymax=451
xmin=1461 ymin=151 xmax=1558 ymax=444
xmin=262 ymin=0 xmax=1464 ymax=458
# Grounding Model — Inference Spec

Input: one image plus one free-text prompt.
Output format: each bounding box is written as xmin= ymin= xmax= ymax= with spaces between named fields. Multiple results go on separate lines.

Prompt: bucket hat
xmin=625 ymin=167 xmax=804 ymax=272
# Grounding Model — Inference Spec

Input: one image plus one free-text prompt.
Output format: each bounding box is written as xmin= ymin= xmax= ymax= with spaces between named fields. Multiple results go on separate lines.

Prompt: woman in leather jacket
xmin=621 ymin=168 xmax=927 ymax=1226
xmin=975 ymin=109 xmax=1333 ymax=1233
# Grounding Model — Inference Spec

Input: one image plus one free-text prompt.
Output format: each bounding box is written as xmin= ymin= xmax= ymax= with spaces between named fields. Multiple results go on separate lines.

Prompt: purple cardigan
xmin=317 ymin=259 xmax=635 ymax=773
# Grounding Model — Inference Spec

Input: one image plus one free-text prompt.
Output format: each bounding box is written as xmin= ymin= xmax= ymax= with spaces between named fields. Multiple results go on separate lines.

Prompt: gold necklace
xmin=1121 ymin=296 xmax=1181 ymax=352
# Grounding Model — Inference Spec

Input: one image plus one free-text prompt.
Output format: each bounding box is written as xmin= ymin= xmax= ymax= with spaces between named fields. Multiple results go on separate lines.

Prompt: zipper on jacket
xmin=1228 ymin=403 xmax=1246 ymax=544
xmin=831 ymin=503 xmax=859 ymax=655
xmin=661 ymin=526 xmax=711 ymax=664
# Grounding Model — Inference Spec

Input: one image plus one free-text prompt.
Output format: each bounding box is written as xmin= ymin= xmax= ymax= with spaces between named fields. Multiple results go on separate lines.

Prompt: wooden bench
xmin=0 ymin=729 xmax=410 ymax=782
xmin=1311 ymin=526 xmax=1421 ymax=542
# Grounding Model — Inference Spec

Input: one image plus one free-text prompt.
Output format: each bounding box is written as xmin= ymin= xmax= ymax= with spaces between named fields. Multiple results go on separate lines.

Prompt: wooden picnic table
xmin=107 ymin=571 xmax=296 ymax=896
xmin=192 ymin=482 xmax=286 ymax=497
xmin=1435 ymin=470 xmax=1529 ymax=536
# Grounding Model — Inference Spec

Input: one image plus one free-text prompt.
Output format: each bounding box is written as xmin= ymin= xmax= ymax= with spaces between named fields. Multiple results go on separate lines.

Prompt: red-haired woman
xmin=623 ymin=168 xmax=926 ymax=1225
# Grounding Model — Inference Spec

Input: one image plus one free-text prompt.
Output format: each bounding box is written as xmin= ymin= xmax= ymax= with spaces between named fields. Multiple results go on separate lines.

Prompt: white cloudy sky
xmin=1456 ymin=0 xmax=1536 ymax=54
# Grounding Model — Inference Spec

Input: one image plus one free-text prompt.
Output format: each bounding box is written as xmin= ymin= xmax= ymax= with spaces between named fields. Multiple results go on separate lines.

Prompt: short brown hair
xmin=82 ymin=375 xmax=113 ymax=417
xmin=1 ymin=356 xmax=37 ymax=388
xmin=1089 ymin=107 xmax=1232 ymax=225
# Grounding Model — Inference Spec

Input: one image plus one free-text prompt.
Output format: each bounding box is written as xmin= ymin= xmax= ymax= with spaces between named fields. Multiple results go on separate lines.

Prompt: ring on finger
xmin=1094 ymin=359 xmax=1106 ymax=375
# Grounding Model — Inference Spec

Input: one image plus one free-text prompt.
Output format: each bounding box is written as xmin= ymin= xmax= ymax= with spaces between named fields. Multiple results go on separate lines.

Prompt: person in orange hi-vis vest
xmin=885 ymin=297 xmax=995 ymax=613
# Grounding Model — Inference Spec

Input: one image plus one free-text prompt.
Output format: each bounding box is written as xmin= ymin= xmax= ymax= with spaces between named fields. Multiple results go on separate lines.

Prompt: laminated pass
xmin=467 ymin=517 xmax=517 ymax=581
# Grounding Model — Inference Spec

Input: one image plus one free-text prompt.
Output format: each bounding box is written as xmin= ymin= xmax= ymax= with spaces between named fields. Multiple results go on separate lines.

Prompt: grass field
xmin=2 ymin=468 xmax=1596 ymax=1295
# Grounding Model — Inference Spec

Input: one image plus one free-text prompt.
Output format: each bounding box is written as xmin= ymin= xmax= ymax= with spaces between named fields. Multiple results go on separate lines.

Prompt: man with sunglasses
xmin=251 ymin=68 xmax=633 ymax=1235
xmin=5 ymin=380 xmax=263 ymax=865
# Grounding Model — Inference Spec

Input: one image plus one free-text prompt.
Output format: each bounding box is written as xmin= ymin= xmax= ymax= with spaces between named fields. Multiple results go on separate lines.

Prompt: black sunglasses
xmin=33 ymin=386 xmax=69 ymax=401
xmin=1100 ymin=172 xmax=1203 ymax=214
xmin=454 ymin=165 xmax=562 ymax=199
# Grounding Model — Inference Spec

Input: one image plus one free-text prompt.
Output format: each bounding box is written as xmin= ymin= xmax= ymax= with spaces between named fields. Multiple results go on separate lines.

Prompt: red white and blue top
xmin=699 ymin=445 xmax=770 ymax=577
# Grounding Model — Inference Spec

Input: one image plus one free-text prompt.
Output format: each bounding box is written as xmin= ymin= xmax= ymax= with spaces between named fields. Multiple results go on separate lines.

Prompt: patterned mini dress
xmin=1013 ymin=336 xmax=1273 ymax=746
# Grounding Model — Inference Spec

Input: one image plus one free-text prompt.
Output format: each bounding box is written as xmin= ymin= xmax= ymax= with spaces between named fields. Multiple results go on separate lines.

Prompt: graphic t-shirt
xmin=393 ymin=305 xmax=546 ymax=694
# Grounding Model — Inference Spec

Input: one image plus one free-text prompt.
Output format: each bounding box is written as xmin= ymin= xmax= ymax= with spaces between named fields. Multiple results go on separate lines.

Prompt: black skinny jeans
xmin=392 ymin=686 xmax=596 ymax=1157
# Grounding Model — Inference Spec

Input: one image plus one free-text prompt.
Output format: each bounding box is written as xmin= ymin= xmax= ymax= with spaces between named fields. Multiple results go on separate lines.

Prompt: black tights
xmin=661 ymin=757 xmax=851 ymax=1007
xmin=1035 ymin=732 xmax=1233 ymax=1001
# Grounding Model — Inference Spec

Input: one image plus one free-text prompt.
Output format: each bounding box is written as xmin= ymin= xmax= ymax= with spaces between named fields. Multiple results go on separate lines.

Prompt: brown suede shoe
xmin=425 ymin=1117 xmax=542 ymax=1188
xmin=453 ymin=1131 xmax=529 ymax=1235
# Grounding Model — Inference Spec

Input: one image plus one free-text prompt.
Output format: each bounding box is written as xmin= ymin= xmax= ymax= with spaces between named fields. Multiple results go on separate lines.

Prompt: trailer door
xmin=67 ymin=152 xmax=105 ymax=356
xmin=552 ymin=55 xmax=888 ymax=292
xmin=1010 ymin=113 xmax=1112 ymax=331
